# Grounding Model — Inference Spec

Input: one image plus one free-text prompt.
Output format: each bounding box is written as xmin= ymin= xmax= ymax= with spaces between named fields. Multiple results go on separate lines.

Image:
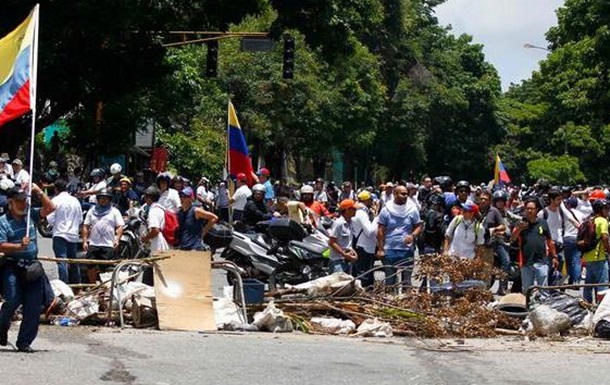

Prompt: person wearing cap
xmin=230 ymin=173 xmax=252 ymax=222
xmin=314 ymin=178 xmax=328 ymax=206
xmin=256 ymin=168 xmax=274 ymax=205
xmin=0 ymin=155 xmax=14 ymax=179
xmin=47 ymin=179 xmax=83 ymax=284
xmin=177 ymin=187 xmax=218 ymax=251
xmin=582 ymin=199 xmax=610 ymax=303
xmin=42 ymin=160 xmax=59 ymax=188
xmin=380 ymin=182 xmax=394 ymax=207
xmin=11 ymin=159 xmax=29 ymax=187
xmin=405 ymin=182 xmax=421 ymax=211
xmin=328 ymin=199 xmax=359 ymax=273
xmin=444 ymin=201 xmax=485 ymax=260
xmin=241 ymin=184 xmax=274 ymax=232
xmin=511 ymin=196 xmax=558 ymax=293
xmin=351 ymin=191 xmax=378 ymax=287
xmin=116 ymin=177 xmax=139 ymax=215
xmin=141 ymin=185 xmax=170 ymax=252
xmin=339 ymin=181 xmax=356 ymax=202
xmin=0 ymin=182 xmax=55 ymax=352
xmin=377 ymin=185 xmax=422 ymax=289
xmin=82 ymin=188 xmax=125 ymax=283
xmin=196 ymin=177 xmax=214 ymax=209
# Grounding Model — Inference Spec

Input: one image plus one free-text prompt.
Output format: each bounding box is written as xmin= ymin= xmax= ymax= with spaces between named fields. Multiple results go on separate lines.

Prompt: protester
xmin=230 ymin=173 xmax=252 ymax=221
xmin=444 ymin=201 xmax=485 ymax=260
xmin=11 ymin=159 xmax=29 ymax=187
xmin=141 ymin=185 xmax=170 ymax=252
xmin=0 ymin=183 xmax=55 ymax=352
xmin=177 ymin=187 xmax=218 ymax=251
xmin=351 ymin=191 xmax=378 ymax=287
xmin=582 ymin=199 xmax=610 ymax=303
xmin=328 ymin=199 xmax=358 ymax=273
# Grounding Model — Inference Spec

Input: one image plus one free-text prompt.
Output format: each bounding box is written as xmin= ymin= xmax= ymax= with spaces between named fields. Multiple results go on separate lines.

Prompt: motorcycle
xmin=116 ymin=207 xmax=147 ymax=260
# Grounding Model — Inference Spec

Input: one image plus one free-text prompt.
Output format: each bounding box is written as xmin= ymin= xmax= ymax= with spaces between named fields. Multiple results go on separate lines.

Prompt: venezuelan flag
xmin=0 ymin=8 xmax=37 ymax=127
xmin=494 ymin=154 xmax=511 ymax=185
xmin=227 ymin=101 xmax=254 ymax=185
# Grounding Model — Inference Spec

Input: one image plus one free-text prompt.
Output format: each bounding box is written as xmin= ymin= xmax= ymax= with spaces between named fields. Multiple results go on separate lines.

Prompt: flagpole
xmin=227 ymin=98 xmax=233 ymax=225
xmin=26 ymin=4 xmax=40 ymax=238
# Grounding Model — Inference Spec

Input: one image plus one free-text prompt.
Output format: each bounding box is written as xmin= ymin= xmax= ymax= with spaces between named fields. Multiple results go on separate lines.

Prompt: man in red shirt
xmin=300 ymin=185 xmax=329 ymax=224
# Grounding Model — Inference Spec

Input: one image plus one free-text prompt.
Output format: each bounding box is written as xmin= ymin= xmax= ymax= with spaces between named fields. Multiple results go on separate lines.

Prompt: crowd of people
xmin=1 ymin=152 xmax=610 ymax=351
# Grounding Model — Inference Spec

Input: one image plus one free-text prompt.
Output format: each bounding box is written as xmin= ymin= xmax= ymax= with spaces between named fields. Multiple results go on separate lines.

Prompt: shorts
xmin=87 ymin=245 xmax=116 ymax=271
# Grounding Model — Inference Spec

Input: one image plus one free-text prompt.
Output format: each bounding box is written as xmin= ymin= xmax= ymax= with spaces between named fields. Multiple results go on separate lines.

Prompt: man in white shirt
xmin=11 ymin=159 xmax=29 ymax=187
xmin=351 ymin=191 xmax=378 ymax=287
xmin=82 ymin=188 xmax=124 ymax=283
xmin=48 ymin=179 xmax=83 ymax=284
xmin=0 ymin=156 xmax=13 ymax=180
xmin=230 ymin=173 xmax=252 ymax=221
xmin=141 ymin=186 xmax=170 ymax=252
xmin=79 ymin=168 xmax=107 ymax=207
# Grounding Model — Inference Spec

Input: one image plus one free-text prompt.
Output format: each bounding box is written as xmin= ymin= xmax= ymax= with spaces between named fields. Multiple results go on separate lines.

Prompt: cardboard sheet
xmin=153 ymin=250 xmax=216 ymax=331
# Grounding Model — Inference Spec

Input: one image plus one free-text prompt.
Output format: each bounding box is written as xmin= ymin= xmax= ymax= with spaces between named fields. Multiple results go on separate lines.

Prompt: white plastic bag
xmin=50 ymin=279 xmax=75 ymax=301
xmin=67 ymin=295 xmax=99 ymax=320
xmin=354 ymin=318 xmax=393 ymax=337
xmin=294 ymin=273 xmax=364 ymax=297
xmin=214 ymin=298 xmax=247 ymax=329
xmin=310 ymin=317 xmax=356 ymax=335
xmin=252 ymin=301 xmax=293 ymax=333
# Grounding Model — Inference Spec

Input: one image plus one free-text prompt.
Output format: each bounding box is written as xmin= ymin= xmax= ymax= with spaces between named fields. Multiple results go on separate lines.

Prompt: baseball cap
xmin=339 ymin=199 xmax=356 ymax=211
xmin=7 ymin=186 xmax=27 ymax=200
xmin=120 ymin=177 xmax=132 ymax=185
xmin=357 ymin=190 xmax=371 ymax=201
xmin=256 ymin=168 xmax=270 ymax=176
xmin=236 ymin=173 xmax=247 ymax=181
xmin=179 ymin=186 xmax=194 ymax=198
xmin=385 ymin=182 xmax=394 ymax=188
xmin=11 ymin=159 xmax=22 ymax=166
xmin=461 ymin=200 xmax=479 ymax=214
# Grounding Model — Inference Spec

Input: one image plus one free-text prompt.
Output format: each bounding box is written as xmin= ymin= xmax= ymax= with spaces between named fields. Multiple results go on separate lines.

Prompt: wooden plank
xmin=153 ymin=250 xmax=216 ymax=332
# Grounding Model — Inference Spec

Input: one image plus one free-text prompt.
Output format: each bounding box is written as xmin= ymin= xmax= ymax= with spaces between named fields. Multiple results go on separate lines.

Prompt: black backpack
xmin=423 ymin=209 xmax=445 ymax=247
xmin=577 ymin=216 xmax=598 ymax=253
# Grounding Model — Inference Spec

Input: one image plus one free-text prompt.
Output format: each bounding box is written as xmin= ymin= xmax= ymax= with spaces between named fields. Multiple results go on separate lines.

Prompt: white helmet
xmin=300 ymin=185 xmax=314 ymax=194
xmin=0 ymin=177 xmax=15 ymax=191
xmin=252 ymin=184 xmax=266 ymax=193
xmin=110 ymin=163 xmax=122 ymax=175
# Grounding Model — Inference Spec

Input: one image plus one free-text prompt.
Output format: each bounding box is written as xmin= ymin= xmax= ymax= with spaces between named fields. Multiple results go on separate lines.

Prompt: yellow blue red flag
xmin=494 ymin=154 xmax=511 ymax=185
xmin=0 ymin=7 xmax=38 ymax=127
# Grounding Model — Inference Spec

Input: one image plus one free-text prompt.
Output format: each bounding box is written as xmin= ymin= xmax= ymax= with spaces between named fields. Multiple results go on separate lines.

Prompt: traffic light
xmin=282 ymin=35 xmax=295 ymax=79
xmin=206 ymin=40 xmax=218 ymax=77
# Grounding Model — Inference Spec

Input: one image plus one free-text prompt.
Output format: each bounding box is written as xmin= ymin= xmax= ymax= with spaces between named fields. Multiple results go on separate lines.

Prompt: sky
xmin=435 ymin=0 xmax=565 ymax=91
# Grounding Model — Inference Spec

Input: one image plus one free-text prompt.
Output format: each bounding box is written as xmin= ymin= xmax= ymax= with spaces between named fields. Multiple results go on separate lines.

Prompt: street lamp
xmin=523 ymin=43 xmax=550 ymax=52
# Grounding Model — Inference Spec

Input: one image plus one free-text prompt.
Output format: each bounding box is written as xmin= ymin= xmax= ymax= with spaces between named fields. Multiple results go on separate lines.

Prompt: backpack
xmin=162 ymin=208 xmax=180 ymax=246
xmin=423 ymin=209 xmax=445 ymax=246
xmin=451 ymin=215 xmax=482 ymax=244
xmin=577 ymin=216 xmax=598 ymax=253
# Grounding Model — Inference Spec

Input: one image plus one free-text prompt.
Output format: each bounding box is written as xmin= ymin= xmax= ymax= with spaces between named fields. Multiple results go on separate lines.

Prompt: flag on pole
xmin=494 ymin=154 xmax=511 ymax=185
xmin=227 ymin=101 xmax=254 ymax=185
xmin=0 ymin=8 xmax=38 ymax=127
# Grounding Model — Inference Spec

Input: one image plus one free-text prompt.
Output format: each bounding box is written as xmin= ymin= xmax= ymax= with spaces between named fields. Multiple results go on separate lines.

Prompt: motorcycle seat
xmin=289 ymin=240 xmax=327 ymax=256
xmin=245 ymin=233 xmax=271 ymax=250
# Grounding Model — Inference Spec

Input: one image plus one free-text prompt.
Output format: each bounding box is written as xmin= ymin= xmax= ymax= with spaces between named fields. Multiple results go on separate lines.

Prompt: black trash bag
xmin=530 ymin=290 xmax=588 ymax=326
xmin=594 ymin=320 xmax=610 ymax=339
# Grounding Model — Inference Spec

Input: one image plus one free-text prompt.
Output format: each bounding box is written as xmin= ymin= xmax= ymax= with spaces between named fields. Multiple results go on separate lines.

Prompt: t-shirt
xmin=583 ymin=216 xmax=609 ymax=263
xmin=351 ymin=207 xmax=377 ymax=254
xmin=537 ymin=207 xmax=563 ymax=244
xmin=314 ymin=190 xmax=328 ymax=203
xmin=0 ymin=209 xmax=40 ymax=261
xmin=329 ymin=216 xmax=352 ymax=261
xmin=148 ymin=203 xmax=169 ymax=252
xmin=49 ymin=192 xmax=83 ymax=243
xmin=563 ymin=207 xmax=585 ymax=239
xmin=84 ymin=207 xmax=124 ymax=247
xmin=377 ymin=203 xmax=421 ymax=252
xmin=518 ymin=218 xmax=552 ymax=266
xmin=177 ymin=206 xmax=205 ymax=250
xmin=481 ymin=206 xmax=504 ymax=245
xmin=232 ymin=185 xmax=252 ymax=211
xmin=13 ymin=169 xmax=29 ymax=186
xmin=263 ymin=180 xmax=275 ymax=202
xmin=159 ymin=188 xmax=181 ymax=213
xmin=445 ymin=216 xmax=485 ymax=259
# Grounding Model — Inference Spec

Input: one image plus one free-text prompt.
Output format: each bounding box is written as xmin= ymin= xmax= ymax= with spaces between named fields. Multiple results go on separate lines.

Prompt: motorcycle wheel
xmin=37 ymin=219 xmax=53 ymax=238
xmin=221 ymin=249 xmax=256 ymax=285
xmin=268 ymin=263 xmax=306 ymax=292
xmin=116 ymin=240 xmax=135 ymax=259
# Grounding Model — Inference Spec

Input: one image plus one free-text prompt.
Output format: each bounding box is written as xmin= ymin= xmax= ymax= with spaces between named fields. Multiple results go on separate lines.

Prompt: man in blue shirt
xmin=177 ymin=187 xmax=218 ymax=251
xmin=377 ymin=185 xmax=422 ymax=289
xmin=256 ymin=168 xmax=274 ymax=206
xmin=0 ymin=184 xmax=55 ymax=352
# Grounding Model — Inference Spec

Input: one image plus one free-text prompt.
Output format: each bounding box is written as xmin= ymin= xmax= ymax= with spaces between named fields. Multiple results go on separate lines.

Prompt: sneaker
xmin=17 ymin=345 xmax=34 ymax=353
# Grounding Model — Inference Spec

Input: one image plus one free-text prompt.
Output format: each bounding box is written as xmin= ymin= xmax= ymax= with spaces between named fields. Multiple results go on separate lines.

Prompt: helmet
xmin=492 ymin=190 xmax=509 ymax=203
xmin=110 ymin=163 xmax=122 ymax=174
xmin=434 ymin=176 xmax=453 ymax=190
xmin=300 ymin=185 xmax=314 ymax=194
xmin=90 ymin=168 xmax=104 ymax=178
xmin=172 ymin=175 xmax=184 ymax=183
xmin=590 ymin=189 xmax=606 ymax=201
xmin=357 ymin=190 xmax=371 ymax=201
xmin=144 ymin=185 xmax=161 ymax=199
xmin=0 ymin=178 xmax=15 ymax=192
xmin=49 ymin=161 xmax=58 ymax=168
xmin=592 ymin=199 xmax=608 ymax=212
xmin=427 ymin=193 xmax=443 ymax=207
xmin=456 ymin=180 xmax=470 ymax=190
xmin=252 ymin=184 xmax=266 ymax=194
xmin=96 ymin=188 xmax=113 ymax=199
xmin=156 ymin=172 xmax=171 ymax=185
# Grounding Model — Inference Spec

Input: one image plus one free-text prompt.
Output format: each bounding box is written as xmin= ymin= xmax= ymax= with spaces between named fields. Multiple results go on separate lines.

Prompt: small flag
xmin=494 ymin=154 xmax=511 ymax=185
xmin=0 ymin=8 xmax=38 ymax=127
xmin=227 ymin=101 xmax=254 ymax=185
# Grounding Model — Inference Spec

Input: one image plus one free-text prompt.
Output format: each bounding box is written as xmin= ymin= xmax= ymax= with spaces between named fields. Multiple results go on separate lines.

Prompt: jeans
xmin=584 ymin=260 xmax=609 ymax=303
xmin=0 ymin=264 xmax=44 ymax=348
xmin=353 ymin=247 xmax=375 ymax=287
xmin=563 ymin=237 xmax=582 ymax=285
xmin=53 ymin=237 xmax=81 ymax=284
xmin=383 ymin=249 xmax=415 ymax=287
xmin=329 ymin=259 xmax=351 ymax=274
xmin=495 ymin=243 xmax=510 ymax=272
xmin=521 ymin=262 xmax=549 ymax=293
xmin=420 ymin=248 xmax=440 ymax=289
